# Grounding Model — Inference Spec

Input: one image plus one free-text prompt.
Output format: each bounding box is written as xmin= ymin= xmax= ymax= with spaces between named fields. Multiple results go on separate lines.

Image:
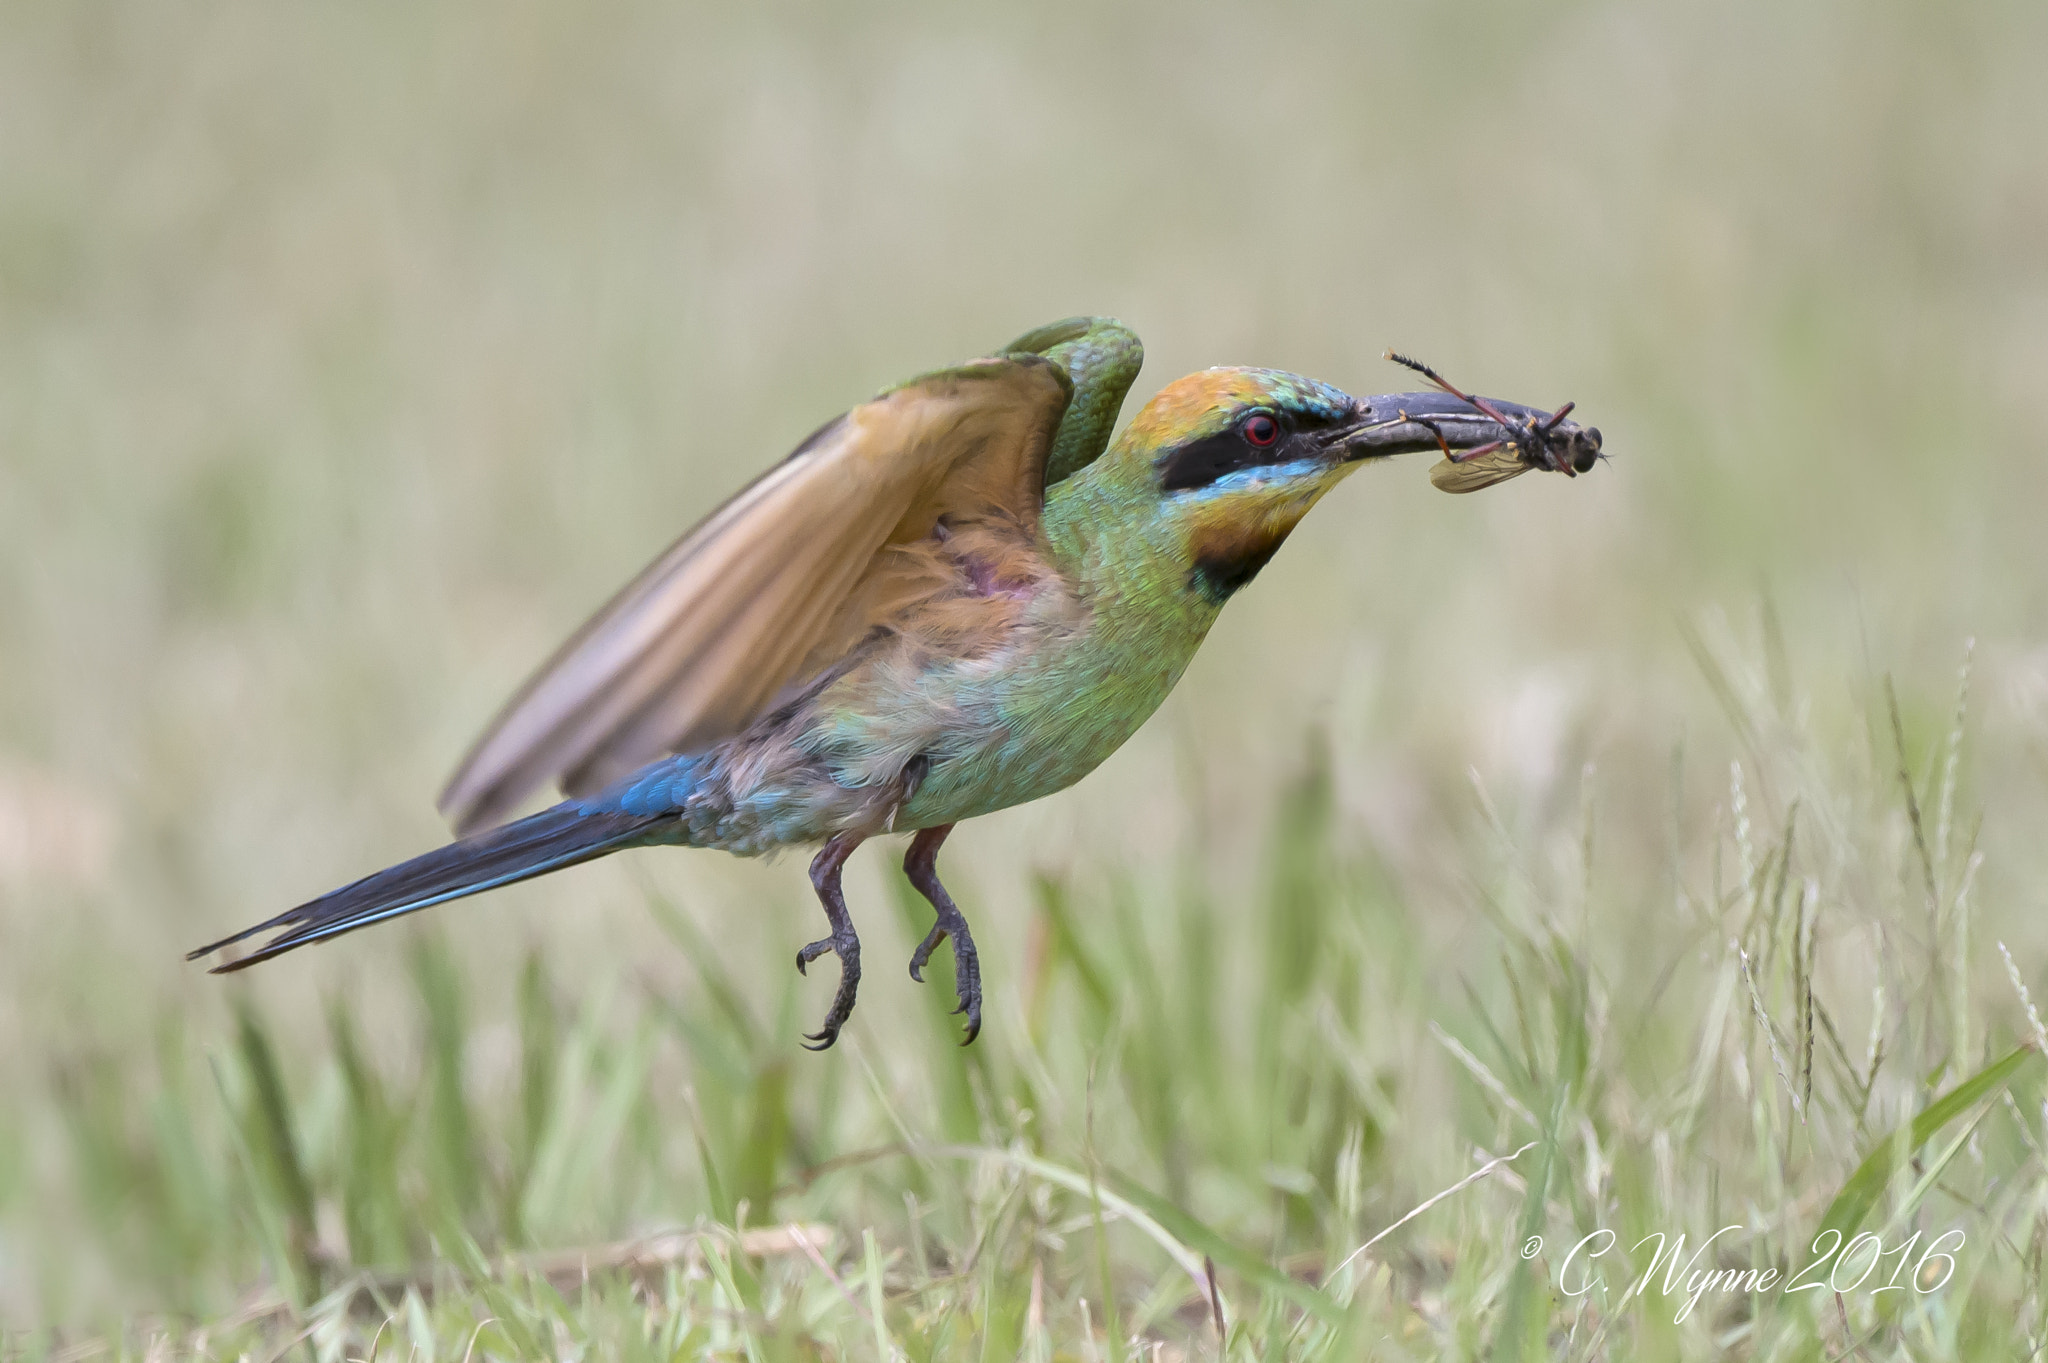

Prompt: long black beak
xmin=1335 ymin=391 xmax=1599 ymax=462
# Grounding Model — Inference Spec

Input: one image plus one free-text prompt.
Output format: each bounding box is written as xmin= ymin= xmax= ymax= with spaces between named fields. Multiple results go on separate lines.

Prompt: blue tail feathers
xmin=189 ymin=803 xmax=664 ymax=971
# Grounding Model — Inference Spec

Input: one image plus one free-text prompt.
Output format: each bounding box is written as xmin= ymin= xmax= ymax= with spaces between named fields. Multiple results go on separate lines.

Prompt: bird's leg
xmin=902 ymin=823 xmax=982 ymax=1045
xmin=795 ymin=832 xmax=864 ymax=1050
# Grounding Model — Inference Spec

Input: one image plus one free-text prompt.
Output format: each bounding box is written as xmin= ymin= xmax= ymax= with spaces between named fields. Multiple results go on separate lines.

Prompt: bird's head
xmin=1074 ymin=366 xmax=1591 ymax=607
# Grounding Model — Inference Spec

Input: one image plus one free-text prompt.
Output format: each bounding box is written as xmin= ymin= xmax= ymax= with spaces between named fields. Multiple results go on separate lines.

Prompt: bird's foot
xmin=797 ymin=832 xmax=865 ymax=1051
xmin=902 ymin=821 xmax=982 ymax=1045
xmin=795 ymin=927 xmax=861 ymax=1051
xmin=908 ymin=907 xmax=982 ymax=1045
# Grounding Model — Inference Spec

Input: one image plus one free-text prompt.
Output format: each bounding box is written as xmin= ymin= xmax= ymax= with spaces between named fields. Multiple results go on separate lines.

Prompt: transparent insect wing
xmin=1429 ymin=446 xmax=1534 ymax=494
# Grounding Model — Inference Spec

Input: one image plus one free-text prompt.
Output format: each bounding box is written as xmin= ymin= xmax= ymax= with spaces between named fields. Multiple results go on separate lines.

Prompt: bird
xmin=189 ymin=317 xmax=1601 ymax=1049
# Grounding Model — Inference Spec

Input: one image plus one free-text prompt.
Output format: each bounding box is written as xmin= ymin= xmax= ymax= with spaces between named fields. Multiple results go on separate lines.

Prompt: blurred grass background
xmin=3 ymin=0 xmax=2048 ymax=1356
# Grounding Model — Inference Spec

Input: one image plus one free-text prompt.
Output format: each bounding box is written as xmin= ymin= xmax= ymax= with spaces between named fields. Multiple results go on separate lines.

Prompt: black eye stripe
xmin=1157 ymin=410 xmax=1328 ymax=491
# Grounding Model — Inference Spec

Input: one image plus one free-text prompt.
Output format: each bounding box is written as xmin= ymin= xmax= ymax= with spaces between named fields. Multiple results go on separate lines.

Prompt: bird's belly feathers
xmin=886 ymin=592 xmax=1211 ymax=828
xmin=892 ymin=660 xmax=1191 ymax=826
xmin=682 ymin=528 xmax=1218 ymax=848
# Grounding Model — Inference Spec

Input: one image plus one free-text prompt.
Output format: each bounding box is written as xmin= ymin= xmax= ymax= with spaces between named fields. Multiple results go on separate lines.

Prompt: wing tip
xmin=1001 ymin=315 xmax=1135 ymax=360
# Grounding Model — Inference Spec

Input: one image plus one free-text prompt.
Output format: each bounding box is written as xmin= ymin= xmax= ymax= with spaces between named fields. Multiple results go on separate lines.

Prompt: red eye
xmin=1243 ymin=413 xmax=1279 ymax=446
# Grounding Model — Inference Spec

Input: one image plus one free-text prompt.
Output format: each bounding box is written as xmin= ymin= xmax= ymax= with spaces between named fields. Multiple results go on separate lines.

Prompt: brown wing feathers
xmin=438 ymin=357 xmax=1072 ymax=835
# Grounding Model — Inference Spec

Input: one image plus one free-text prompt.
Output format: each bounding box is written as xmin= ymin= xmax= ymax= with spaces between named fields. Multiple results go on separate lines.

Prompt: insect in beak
xmin=1382 ymin=351 xmax=1605 ymax=494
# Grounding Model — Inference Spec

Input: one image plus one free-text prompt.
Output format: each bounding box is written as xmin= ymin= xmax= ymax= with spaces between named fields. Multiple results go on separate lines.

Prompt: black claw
xmin=797 ymin=834 xmax=864 ymax=1051
xmin=795 ymin=937 xmax=833 ymax=975
xmin=908 ymin=921 xmax=948 ymax=983
xmin=952 ymin=929 xmax=982 ymax=1046
xmin=902 ymin=823 xmax=985 ymax=1046
xmin=796 ymin=933 xmax=860 ymax=1050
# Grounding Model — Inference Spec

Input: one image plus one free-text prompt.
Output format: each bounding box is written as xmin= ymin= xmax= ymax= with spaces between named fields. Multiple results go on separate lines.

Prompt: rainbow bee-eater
xmin=191 ymin=318 xmax=1600 ymax=1048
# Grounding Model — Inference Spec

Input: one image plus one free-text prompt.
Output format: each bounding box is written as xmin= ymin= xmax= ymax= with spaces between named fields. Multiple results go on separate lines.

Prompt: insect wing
xmin=1429 ymin=446 xmax=1532 ymax=494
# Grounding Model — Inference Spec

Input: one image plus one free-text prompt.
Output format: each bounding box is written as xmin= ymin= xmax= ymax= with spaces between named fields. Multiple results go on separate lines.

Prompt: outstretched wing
xmin=439 ymin=355 xmax=1074 ymax=834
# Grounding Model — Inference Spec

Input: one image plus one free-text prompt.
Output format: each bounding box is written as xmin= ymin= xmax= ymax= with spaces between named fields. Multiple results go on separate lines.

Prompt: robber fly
xmin=1383 ymin=350 xmax=1604 ymax=494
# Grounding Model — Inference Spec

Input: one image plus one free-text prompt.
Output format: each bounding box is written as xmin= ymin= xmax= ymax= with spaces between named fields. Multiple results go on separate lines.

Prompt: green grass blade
xmin=735 ymin=1058 xmax=791 ymax=1219
xmin=1815 ymin=1043 xmax=2039 ymax=1244
xmin=409 ymin=936 xmax=481 ymax=1223
xmin=220 ymin=1004 xmax=321 ymax=1305
xmin=935 ymin=1145 xmax=1344 ymax=1329
xmin=512 ymin=948 xmax=560 ymax=1236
